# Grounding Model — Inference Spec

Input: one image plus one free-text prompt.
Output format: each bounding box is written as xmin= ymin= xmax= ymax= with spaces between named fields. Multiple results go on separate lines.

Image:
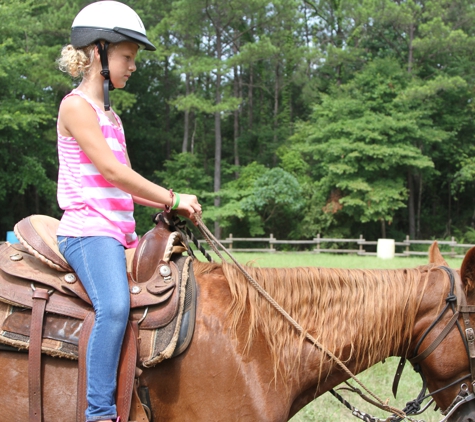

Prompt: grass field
xmin=210 ymin=251 xmax=463 ymax=422
xmin=216 ymin=251 xmax=463 ymax=270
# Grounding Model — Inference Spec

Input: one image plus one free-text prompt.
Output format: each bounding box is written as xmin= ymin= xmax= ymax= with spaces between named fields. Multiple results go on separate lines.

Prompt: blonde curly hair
xmin=58 ymin=44 xmax=95 ymax=78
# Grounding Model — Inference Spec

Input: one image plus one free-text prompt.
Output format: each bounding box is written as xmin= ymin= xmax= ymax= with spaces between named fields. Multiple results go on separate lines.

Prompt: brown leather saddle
xmin=0 ymin=212 xmax=198 ymax=422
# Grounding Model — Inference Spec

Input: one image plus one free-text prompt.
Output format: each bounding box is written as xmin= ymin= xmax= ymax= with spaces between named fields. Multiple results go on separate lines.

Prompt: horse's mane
xmin=193 ymin=261 xmax=445 ymax=380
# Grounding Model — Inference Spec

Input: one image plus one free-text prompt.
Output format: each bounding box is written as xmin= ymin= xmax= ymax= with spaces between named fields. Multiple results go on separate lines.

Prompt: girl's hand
xmin=176 ymin=194 xmax=202 ymax=224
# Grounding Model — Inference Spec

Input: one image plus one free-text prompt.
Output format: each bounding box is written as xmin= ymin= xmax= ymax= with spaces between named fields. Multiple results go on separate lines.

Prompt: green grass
xmin=207 ymin=251 xmax=463 ymax=270
xmin=289 ymin=358 xmax=441 ymax=422
xmin=204 ymin=251 xmax=462 ymax=421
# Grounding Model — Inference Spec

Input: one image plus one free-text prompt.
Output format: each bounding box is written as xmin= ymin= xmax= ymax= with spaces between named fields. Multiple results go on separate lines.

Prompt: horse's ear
xmin=428 ymin=241 xmax=448 ymax=266
xmin=461 ymin=247 xmax=475 ymax=291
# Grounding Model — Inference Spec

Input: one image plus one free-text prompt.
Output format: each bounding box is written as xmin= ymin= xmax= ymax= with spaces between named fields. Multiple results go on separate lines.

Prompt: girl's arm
xmin=59 ymin=95 xmax=201 ymax=218
xmin=125 ymin=151 xmax=168 ymax=209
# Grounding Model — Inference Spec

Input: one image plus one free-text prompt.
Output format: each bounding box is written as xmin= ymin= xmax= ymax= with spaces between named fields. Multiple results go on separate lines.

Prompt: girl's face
xmin=107 ymin=41 xmax=139 ymax=89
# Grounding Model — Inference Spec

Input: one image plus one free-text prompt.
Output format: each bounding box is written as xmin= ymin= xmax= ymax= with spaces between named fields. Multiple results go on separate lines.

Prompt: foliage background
xmin=1 ymin=0 xmax=475 ymax=244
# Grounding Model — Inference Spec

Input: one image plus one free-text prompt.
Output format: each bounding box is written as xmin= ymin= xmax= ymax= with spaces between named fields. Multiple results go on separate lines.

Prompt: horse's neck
xmin=173 ymin=262 xmax=427 ymax=419
xmin=222 ymin=265 xmax=424 ymax=383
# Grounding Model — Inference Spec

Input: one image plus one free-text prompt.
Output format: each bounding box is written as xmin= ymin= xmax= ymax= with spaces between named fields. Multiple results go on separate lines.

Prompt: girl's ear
xmin=93 ymin=43 xmax=102 ymax=60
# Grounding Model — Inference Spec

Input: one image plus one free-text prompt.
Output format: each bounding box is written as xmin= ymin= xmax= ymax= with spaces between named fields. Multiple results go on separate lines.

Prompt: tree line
xmin=1 ymin=0 xmax=475 ymax=245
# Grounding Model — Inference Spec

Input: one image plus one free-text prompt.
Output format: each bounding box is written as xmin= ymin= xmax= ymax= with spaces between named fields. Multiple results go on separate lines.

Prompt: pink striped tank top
xmin=56 ymin=89 xmax=138 ymax=248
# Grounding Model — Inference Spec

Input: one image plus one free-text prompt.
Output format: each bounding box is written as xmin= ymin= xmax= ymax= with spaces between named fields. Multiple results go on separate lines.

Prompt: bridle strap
xmin=409 ymin=311 xmax=460 ymax=364
xmin=449 ymin=267 xmax=475 ymax=381
xmin=393 ymin=266 xmax=459 ymax=400
xmin=411 ymin=267 xmax=459 ymax=359
xmin=460 ymin=305 xmax=475 ymax=312
xmin=462 ymin=309 xmax=475 ymax=381
xmin=391 ymin=357 xmax=406 ymax=398
xmin=392 ymin=266 xmax=475 ymax=420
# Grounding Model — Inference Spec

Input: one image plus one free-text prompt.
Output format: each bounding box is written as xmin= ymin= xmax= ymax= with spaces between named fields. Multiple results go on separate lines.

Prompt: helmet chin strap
xmin=96 ymin=41 xmax=115 ymax=111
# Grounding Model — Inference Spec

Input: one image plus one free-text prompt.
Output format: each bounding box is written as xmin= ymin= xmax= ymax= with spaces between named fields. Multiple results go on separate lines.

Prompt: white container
xmin=377 ymin=238 xmax=395 ymax=259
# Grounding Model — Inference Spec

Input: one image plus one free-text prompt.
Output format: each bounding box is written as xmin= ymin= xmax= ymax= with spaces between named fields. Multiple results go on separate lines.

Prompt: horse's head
xmin=413 ymin=242 xmax=475 ymax=421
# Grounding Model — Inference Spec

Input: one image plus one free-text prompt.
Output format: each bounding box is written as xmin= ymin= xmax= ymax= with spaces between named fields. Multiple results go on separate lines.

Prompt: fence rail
xmin=198 ymin=234 xmax=472 ymax=258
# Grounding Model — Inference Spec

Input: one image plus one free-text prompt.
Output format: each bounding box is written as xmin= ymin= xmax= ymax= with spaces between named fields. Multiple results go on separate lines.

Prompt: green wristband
xmin=172 ymin=193 xmax=181 ymax=210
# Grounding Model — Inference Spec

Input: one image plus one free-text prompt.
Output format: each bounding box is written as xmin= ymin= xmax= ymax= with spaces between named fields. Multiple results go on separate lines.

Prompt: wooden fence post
xmin=405 ymin=235 xmax=410 ymax=256
xmin=315 ymin=234 xmax=321 ymax=253
xmin=229 ymin=233 xmax=233 ymax=250
xmin=359 ymin=234 xmax=363 ymax=254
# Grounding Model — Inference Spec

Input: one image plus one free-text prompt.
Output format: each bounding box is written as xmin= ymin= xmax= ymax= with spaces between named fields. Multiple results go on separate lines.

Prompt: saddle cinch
xmin=0 ymin=213 xmax=198 ymax=422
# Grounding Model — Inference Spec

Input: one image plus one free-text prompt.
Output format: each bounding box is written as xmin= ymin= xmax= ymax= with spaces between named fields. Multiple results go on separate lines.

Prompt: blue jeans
xmin=58 ymin=236 xmax=130 ymax=422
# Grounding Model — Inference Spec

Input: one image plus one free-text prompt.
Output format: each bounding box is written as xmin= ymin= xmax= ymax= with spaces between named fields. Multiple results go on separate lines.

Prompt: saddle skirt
xmin=0 ymin=214 xmax=197 ymax=367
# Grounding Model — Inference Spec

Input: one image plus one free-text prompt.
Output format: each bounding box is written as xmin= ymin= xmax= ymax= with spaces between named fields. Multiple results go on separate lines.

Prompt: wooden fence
xmin=198 ymin=234 xmax=475 ymax=259
xmin=3 ymin=231 xmax=472 ymax=259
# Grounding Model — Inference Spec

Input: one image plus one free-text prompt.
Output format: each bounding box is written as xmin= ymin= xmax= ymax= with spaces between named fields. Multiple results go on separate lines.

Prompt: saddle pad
xmin=0 ymin=256 xmax=197 ymax=366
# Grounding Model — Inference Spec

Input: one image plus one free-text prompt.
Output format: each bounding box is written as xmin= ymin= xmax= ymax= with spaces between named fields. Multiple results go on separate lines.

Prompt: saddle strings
xmin=193 ymin=214 xmax=407 ymax=420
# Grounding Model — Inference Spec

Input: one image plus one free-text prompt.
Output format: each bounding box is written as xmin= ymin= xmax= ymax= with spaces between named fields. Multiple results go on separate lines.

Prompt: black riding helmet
xmin=71 ymin=1 xmax=156 ymax=111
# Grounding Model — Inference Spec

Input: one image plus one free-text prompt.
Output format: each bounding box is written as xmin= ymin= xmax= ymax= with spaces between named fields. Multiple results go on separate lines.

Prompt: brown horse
xmin=1 ymin=243 xmax=475 ymax=422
